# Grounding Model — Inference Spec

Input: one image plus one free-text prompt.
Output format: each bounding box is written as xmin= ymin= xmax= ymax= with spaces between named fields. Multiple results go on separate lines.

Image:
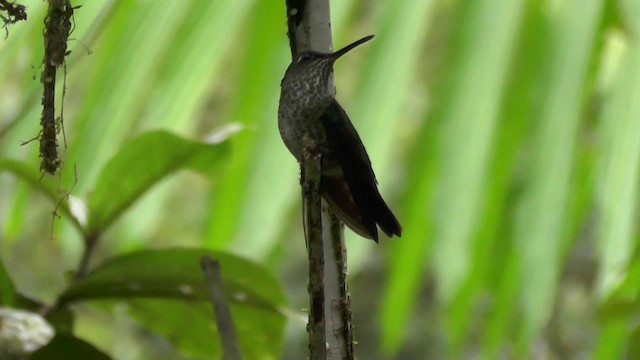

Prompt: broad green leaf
xmin=59 ymin=248 xmax=287 ymax=314
xmin=365 ymin=0 xmax=435 ymax=354
xmin=596 ymin=38 xmax=640 ymax=296
xmin=630 ymin=322 xmax=640 ymax=360
xmin=126 ymin=299 xmax=283 ymax=360
xmin=57 ymin=248 xmax=286 ymax=359
xmin=342 ymin=0 xmax=435 ymax=271
xmin=595 ymin=318 xmax=627 ymax=360
xmin=620 ymin=0 xmax=640 ymax=37
xmin=31 ymin=333 xmax=111 ymax=360
xmin=601 ymin=259 xmax=640 ymax=318
xmin=482 ymin=253 xmax=522 ymax=359
xmin=381 ymin=115 xmax=438 ymax=355
xmin=514 ymin=0 xmax=604 ymax=352
xmin=139 ymin=0 xmax=255 ymax=133
xmin=46 ymin=307 xmax=74 ymax=335
xmin=595 ymin=8 xmax=640 ymax=359
xmin=433 ymin=0 xmax=524 ymax=302
xmin=86 ymin=131 xmax=228 ymax=234
xmin=428 ymin=0 xmax=525 ymax=354
xmin=0 ymin=260 xmax=16 ymax=306
xmin=480 ymin=3 xmax=552 ymax=356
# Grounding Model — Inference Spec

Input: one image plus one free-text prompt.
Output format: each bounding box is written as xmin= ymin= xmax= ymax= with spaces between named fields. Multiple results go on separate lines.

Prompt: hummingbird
xmin=278 ymin=35 xmax=402 ymax=242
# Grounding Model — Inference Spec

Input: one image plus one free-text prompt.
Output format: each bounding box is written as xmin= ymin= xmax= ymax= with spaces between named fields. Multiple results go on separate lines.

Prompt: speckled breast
xmin=278 ymin=77 xmax=333 ymax=163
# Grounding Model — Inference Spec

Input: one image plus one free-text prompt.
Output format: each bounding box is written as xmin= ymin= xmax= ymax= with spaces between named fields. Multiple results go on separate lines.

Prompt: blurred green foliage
xmin=1 ymin=0 xmax=640 ymax=359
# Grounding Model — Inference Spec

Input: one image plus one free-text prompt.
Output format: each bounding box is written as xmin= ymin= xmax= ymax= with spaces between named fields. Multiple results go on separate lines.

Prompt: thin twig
xmin=200 ymin=256 xmax=243 ymax=360
xmin=49 ymin=163 xmax=77 ymax=239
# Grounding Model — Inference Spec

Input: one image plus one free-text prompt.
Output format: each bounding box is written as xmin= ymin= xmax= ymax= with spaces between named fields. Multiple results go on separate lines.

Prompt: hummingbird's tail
xmin=373 ymin=194 xmax=403 ymax=238
xmin=322 ymin=174 xmax=402 ymax=242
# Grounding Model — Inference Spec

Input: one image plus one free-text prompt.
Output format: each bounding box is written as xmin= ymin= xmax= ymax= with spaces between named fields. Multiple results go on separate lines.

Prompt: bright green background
xmin=2 ymin=0 xmax=640 ymax=358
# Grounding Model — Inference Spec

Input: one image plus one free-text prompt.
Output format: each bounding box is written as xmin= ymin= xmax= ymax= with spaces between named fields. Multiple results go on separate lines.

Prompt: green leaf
xmin=0 ymin=260 xmax=16 ymax=306
xmin=30 ymin=333 xmax=111 ymax=360
xmin=124 ymin=298 xmax=283 ymax=360
xmin=513 ymin=0 xmax=605 ymax=352
xmin=59 ymin=248 xmax=287 ymax=314
xmin=86 ymin=131 xmax=229 ymax=234
xmin=620 ymin=0 xmax=640 ymax=37
xmin=629 ymin=322 xmax=640 ymax=360
xmin=45 ymin=307 xmax=75 ymax=334
xmin=601 ymin=259 xmax=640 ymax=318
xmin=57 ymin=248 xmax=287 ymax=359
xmin=595 ymin=318 xmax=627 ymax=360
xmin=596 ymin=37 xmax=640 ymax=297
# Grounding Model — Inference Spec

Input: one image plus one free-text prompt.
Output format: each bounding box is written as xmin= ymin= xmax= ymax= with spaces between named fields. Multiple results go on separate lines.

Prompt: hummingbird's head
xmin=283 ymin=35 xmax=375 ymax=90
xmin=289 ymin=51 xmax=335 ymax=86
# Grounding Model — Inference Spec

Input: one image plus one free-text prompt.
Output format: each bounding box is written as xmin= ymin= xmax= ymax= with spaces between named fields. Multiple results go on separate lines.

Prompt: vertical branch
xmin=285 ymin=0 xmax=333 ymax=56
xmin=302 ymin=135 xmax=326 ymax=359
xmin=327 ymin=209 xmax=354 ymax=357
xmin=40 ymin=0 xmax=73 ymax=175
xmin=285 ymin=1 xmax=354 ymax=359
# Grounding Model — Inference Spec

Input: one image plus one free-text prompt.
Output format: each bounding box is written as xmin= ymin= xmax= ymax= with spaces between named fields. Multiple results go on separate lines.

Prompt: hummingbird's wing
xmin=321 ymin=174 xmax=378 ymax=240
xmin=320 ymin=99 xmax=402 ymax=241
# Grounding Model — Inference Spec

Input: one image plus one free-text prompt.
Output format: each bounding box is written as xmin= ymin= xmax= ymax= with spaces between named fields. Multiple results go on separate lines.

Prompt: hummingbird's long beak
xmin=330 ymin=35 xmax=375 ymax=61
